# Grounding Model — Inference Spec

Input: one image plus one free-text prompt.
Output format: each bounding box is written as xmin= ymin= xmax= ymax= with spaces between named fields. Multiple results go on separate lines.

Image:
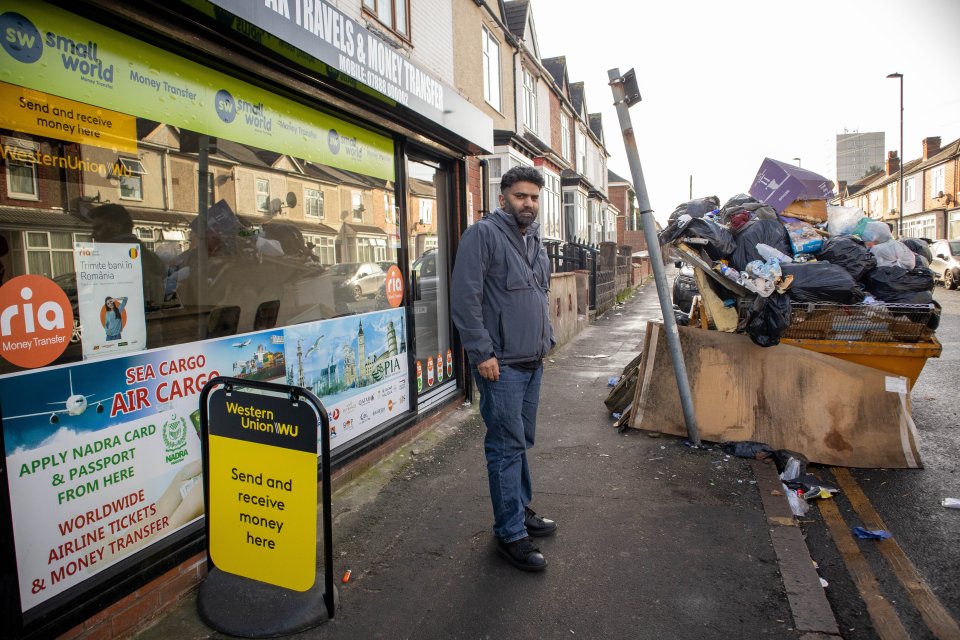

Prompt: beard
xmin=502 ymin=201 xmax=538 ymax=229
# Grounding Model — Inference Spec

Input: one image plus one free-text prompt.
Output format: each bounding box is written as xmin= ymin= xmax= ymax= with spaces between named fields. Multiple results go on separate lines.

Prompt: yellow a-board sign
xmin=208 ymin=389 xmax=318 ymax=591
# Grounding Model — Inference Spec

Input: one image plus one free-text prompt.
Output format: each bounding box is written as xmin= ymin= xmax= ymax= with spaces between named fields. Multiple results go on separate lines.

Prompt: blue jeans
xmin=473 ymin=364 xmax=543 ymax=543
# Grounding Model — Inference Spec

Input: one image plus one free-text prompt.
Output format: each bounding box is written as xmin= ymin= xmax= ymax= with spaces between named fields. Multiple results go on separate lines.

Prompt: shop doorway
xmin=407 ymin=155 xmax=455 ymax=397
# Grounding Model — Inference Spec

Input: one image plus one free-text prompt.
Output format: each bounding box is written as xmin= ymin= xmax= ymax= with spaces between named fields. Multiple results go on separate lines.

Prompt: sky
xmin=531 ymin=0 xmax=960 ymax=224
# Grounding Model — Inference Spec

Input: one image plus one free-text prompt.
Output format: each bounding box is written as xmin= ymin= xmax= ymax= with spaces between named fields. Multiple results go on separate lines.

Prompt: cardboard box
xmin=782 ymin=199 xmax=828 ymax=222
xmin=748 ymin=158 xmax=834 ymax=213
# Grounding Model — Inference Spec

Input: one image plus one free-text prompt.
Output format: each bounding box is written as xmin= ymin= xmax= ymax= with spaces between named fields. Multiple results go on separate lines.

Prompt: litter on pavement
xmin=943 ymin=498 xmax=960 ymax=509
xmin=852 ymin=527 xmax=893 ymax=540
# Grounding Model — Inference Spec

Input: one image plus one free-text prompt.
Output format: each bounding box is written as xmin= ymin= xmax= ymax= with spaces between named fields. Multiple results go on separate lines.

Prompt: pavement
xmin=139 ymin=275 xmax=839 ymax=640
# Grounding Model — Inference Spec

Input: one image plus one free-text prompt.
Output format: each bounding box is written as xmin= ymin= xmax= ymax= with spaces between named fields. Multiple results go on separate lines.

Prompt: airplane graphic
xmin=232 ymin=339 xmax=252 ymax=348
xmin=4 ymin=370 xmax=111 ymax=424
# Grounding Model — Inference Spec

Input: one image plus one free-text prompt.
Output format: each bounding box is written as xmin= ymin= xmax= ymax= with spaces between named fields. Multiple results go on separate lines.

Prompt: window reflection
xmin=0 ymin=115 xmax=399 ymax=373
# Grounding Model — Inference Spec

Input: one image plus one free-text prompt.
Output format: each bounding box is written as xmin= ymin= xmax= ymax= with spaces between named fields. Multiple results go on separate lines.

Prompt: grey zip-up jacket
xmin=451 ymin=208 xmax=554 ymax=367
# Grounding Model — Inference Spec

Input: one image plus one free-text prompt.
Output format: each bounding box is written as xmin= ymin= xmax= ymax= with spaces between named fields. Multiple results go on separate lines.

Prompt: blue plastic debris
xmin=608 ymin=376 xmax=619 ymax=387
xmin=852 ymin=527 xmax=892 ymax=540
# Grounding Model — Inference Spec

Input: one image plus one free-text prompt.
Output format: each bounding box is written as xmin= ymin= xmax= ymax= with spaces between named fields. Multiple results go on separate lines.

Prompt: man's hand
xmin=477 ymin=356 xmax=500 ymax=381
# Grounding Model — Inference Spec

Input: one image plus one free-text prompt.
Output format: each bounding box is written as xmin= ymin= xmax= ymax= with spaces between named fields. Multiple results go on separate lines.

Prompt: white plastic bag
xmin=870 ymin=240 xmax=916 ymax=269
xmin=943 ymin=498 xmax=960 ymax=509
xmin=827 ymin=205 xmax=866 ymax=236
xmin=861 ymin=221 xmax=893 ymax=245
xmin=256 ymin=236 xmax=285 ymax=257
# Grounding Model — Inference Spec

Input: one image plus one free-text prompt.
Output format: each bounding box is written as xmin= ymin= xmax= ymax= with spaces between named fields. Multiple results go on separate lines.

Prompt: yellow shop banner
xmin=0 ymin=82 xmax=137 ymax=154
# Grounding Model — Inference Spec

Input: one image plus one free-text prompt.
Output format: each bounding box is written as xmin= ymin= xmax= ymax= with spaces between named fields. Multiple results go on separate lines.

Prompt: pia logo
xmin=327 ymin=129 xmax=341 ymax=154
xmin=0 ymin=12 xmax=42 ymax=64
xmin=0 ymin=275 xmax=74 ymax=368
xmin=214 ymin=89 xmax=235 ymax=123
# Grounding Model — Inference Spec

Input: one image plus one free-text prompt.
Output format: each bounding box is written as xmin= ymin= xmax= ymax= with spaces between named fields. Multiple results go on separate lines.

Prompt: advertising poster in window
xmin=283 ymin=307 xmax=409 ymax=448
xmin=74 ymin=242 xmax=146 ymax=360
xmin=1 ymin=308 xmax=407 ymax=611
xmin=0 ymin=329 xmax=282 ymax=611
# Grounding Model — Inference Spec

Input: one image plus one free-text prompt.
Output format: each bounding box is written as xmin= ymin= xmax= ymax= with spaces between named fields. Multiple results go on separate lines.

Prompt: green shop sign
xmin=0 ymin=0 xmax=395 ymax=180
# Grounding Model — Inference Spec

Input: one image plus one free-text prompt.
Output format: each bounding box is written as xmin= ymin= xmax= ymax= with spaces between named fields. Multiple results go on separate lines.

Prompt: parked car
xmin=672 ymin=261 xmax=698 ymax=312
xmin=929 ymin=239 xmax=960 ymax=289
xmin=327 ymin=262 xmax=385 ymax=301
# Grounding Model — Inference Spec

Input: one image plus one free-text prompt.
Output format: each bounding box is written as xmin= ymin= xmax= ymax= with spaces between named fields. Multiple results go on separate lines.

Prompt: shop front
xmin=0 ymin=1 xmax=491 ymax=637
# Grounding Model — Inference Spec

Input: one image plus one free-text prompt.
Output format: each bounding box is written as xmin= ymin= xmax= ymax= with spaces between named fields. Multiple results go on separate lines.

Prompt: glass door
xmin=407 ymin=156 xmax=454 ymax=397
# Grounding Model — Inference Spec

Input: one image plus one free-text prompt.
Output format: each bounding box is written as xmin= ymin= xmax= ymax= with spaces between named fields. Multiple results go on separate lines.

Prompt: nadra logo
xmin=0 ymin=12 xmax=42 ymax=64
xmin=0 ymin=275 xmax=74 ymax=368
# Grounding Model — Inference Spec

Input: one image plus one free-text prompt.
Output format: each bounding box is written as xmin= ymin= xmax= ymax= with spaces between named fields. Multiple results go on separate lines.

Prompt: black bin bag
xmin=666 ymin=196 xmax=720 ymax=225
xmin=864 ymin=266 xmax=935 ymax=304
xmin=659 ymin=217 xmax=735 ymax=261
xmin=816 ymin=236 xmax=876 ymax=282
xmin=730 ymin=219 xmax=791 ymax=270
xmin=781 ymin=262 xmax=865 ymax=304
xmin=742 ymin=293 xmax=792 ymax=348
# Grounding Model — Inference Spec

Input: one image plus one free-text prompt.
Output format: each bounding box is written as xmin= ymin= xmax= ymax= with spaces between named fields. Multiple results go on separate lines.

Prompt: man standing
xmin=90 ymin=204 xmax=166 ymax=310
xmin=451 ymin=166 xmax=556 ymax=572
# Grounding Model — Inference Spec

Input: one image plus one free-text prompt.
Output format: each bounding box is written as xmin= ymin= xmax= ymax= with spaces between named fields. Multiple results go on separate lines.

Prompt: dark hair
xmin=89 ymin=204 xmax=133 ymax=233
xmin=104 ymin=297 xmax=121 ymax=319
xmin=500 ymin=165 xmax=544 ymax=193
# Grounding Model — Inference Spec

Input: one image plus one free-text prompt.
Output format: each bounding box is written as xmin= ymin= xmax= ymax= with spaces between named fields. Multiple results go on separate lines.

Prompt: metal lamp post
xmin=792 ymin=157 xmax=801 ymax=168
xmin=887 ymin=72 xmax=904 ymax=237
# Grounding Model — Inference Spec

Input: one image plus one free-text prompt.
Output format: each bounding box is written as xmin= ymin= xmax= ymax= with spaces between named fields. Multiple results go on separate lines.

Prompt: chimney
xmin=922 ymin=136 xmax=941 ymax=160
xmin=885 ymin=150 xmax=900 ymax=177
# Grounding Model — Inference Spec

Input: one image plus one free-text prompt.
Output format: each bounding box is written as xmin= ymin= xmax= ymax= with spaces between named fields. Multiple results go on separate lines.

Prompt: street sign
xmin=207 ymin=387 xmax=318 ymax=591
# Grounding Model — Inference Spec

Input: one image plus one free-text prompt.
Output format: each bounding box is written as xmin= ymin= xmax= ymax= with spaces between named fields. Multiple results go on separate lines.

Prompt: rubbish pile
xmin=660 ymin=158 xmax=939 ymax=347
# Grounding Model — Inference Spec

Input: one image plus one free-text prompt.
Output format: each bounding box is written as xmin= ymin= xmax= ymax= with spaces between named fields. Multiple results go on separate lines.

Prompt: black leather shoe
xmin=524 ymin=507 xmax=557 ymax=537
xmin=496 ymin=536 xmax=547 ymax=571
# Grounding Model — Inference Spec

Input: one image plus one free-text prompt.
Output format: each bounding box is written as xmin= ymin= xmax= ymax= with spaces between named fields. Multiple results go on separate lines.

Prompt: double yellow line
xmin=818 ymin=468 xmax=960 ymax=639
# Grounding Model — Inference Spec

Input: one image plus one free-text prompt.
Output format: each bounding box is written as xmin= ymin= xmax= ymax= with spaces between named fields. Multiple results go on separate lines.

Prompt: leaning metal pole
xmin=608 ymin=68 xmax=700 ymax=445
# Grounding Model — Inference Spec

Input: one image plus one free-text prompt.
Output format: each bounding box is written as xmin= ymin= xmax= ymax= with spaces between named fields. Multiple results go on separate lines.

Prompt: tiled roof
xmin=0 ymin=208 xmax=90 ymax=229
xmin=608 ymin=169 xmax=631 ymax=185
xmin=569 ymin=82 xmax=584 ymax=115
xmin=588 ymin=113 xmax=604 ymax=141
xmin=542 ymin=56 xmax=566 ymax=88
xmin=503 ymin=0 xmax=530 ymax=39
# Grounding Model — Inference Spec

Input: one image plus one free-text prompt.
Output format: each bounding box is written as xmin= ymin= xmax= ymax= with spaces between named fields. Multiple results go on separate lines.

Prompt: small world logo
xmin=214 ymin=88 xmax=236 ymax=124
xmin=162 ymin=414 xmax=188 ymax=464
xmin=327 ymin=129 xmax=341 ymax=154
xmin=0 ymin=12 xmax=42 ymax=64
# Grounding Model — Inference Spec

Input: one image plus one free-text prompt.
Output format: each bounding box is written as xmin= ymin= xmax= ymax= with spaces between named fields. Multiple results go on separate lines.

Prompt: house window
xmin=560 ymin=114 xmax=570 ymax=162
xmin=305 ymin=188 xmax=324 ymax=218
xmin=363 ymin=0 xmax=408 ymax=39
xmin=903 ymin=215 xmax=935 ymax=239
xmin=25 ymin=231 xmax=74 ymax=278
xmin=576 ymin=191 xmax=587 ymax=240
xmin=930 ymin=166 xmax=945 ymax=198
xmin=356 ymin=237 xmax=386 ymax=262
xmin=117 ymin=157 xmax=146 ymax=201
xmin=352 ymin=191 xmax=364 ymax=221
xmin=887 ymin=182 xmax=897 ymax=213
xmin=135 ymin=227 xmax=156 ymax=251
xmin=542 ymin=171 xmax=561 ymax=240
xmin=307 ymin=235 xmax=335 ymax=265
xmin=869 ymin=191 xmax=881 ymax=219
xmin=522 ymin=68 xmax=537 ymax=131
xmin=256 ymin=178 xmax=270 ymax=212
xmin=481 ymin=26 xmax=501 ymax=110
xmin=576 ymin=128 xmax=587 ymax=174
xmin=905 ymin=176 xmax=916 ymax=203
xmin=4 ymin=138 xmax=39 ymax=200
xmin=419 ymin=199 xmax=433 ymax=225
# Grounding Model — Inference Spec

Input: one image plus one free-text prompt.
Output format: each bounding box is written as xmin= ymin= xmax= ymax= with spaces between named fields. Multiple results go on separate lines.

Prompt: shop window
xmin=362 ymin=0 xmax=409 ymax=40
xmin=256 ymin=178 xmax=270 ymax=212
xmin=117 ymin=157 xmax=146 ymax=201
xmin=481 ymin=26 xmax=500 ymax=110
xmin=305 ymin=188 xmax=324 ymax=218
xmin=4 ymin=138 xmax=39 ymax=200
